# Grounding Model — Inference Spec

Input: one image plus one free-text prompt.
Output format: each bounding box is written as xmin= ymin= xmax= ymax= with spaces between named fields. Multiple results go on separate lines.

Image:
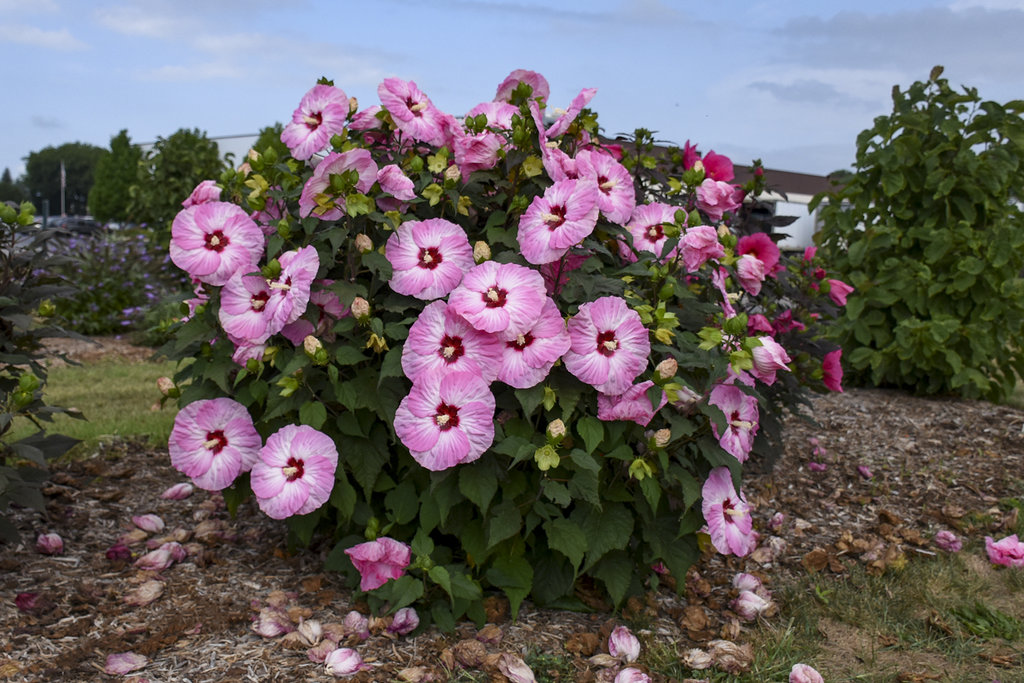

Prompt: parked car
xmin=45 ymin=215 xmax=103 ymax=234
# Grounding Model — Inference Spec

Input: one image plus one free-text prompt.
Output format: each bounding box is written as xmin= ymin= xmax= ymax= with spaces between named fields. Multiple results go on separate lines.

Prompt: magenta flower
xmin=789 ymin=663 xmax=825 ymax=683
xmin=299 ymin=149 xmax=378 ymax=221
xmin=750 ymin=336 xmax=791 ymax=386
xmin=708 ymin=384 xmax=759 ymax=463
xmin=378 ymin=77 xmax=447 ymax=146
xmin=497 ymin=297 xmax=571 ymax=389
xmin=169 ymin=398 xmax=261 ymax=491
xmin=386 ymin=218 xmax=474 ymax=300
xmin=597 ymin=381 xmax=667 ymax=426
xmin=827 ymin=279 xmax=855 ymax=306
xmin=281 ymin=84 xmax=350 ymax=161
xmin=614 ymin=668 xmax=651 ymax=683
xmin=935 ymin=530 xmax=962 ymax=552
xmin=735 ymin=253 xmax=766 ymax=296
xmin=985 ymin=534 xmax=1024 ymax=567
xmin=453 ymin=129 xmax=503 ymax=177
xmin=447 ymin=261 xmax=547 ymax=339
xmin=169 ymin=202 xmax=265 ymax=286
xmin=623 ymin=202 xmax=682 ymax=262
xmin=35 ymin=532 xmax=63 ymax=555
xmin=104 ymin=652 xmax=149 ymax=676
xmin=737 ymin=232 xmax=781 ymax=276
xmin=494 ymin=68 xmax=550 ymax=103
xmin=702 ymin=467 xmax=756 ymax=557
xmin=701 ymin=150 xmax=735 ymax=182
xmin=467 ymin=100 xmax=519 ymax=130
xmin=517 ymin=179 xmax=600 ymax=265
xmin=564 ymin=296 xmax=650 ymax=396
xmin=402 ymin=300 xmax=504 ymax=384
xmin=388 ymin=607 xmax=420 ymax=635
xmin=132 ymin=514 xmax=165 ymax=533
xmin=682 ymin=140 xmax=700 ymax=169
xmin=747 ymin=313 xmax=774 ymax=335
xmin=576 ymin=150 xmax=635 ymax=226
xmin=344 ymin=537 xmax=412 ymax=591
xmin=696 ymin=178 xmax=744 ymax=222
xmin=266 ymin=245 xmax=320 ymax=329
xmin=182 ymin=179 xmax=221 ymax=208
xmin=376 ymin=163 xmax=416 ymax=211
xmin=681 ymin=225 xmax=724 ymax=272
xmin=822 ymin=349 xmax=844 ymax=392
xmin=541 ymin=145 xmax=580 ymax=182
xmin=219 ymin=272 xmax=278 ymax=344
xmin=393 ymin=370 xmax=495 ymax=471
xmin=250 ymin=425 xmax=339 ymax=520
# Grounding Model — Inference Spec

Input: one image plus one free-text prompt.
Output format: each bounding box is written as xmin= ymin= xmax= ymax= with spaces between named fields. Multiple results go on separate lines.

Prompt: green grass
xmin=9 ymin=358 xmax=179 ymax=452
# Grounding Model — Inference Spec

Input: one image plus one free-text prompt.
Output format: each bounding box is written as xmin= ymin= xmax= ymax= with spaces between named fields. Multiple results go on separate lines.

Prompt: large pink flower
xmin=386 ymin=218 xmax=474 ymax=300
xmin=497 ymin=297 xmax=571 ymax=389
xmin=378 ymin=78 xmax=447 ymax=146
xmin=182 ymin=179 xmax=221 ymax=208
xmin=735 ymin=254 xmax=766 ymax=296
xmin=168 ymin=398 xmax=261 ymax=491
xmin=393 ymin=371 xmax=495 ymax=471
xmin=985 ymin=534 xmax=1024 ymax=567
xmin=466 ymin=101 xmax=519 ymax=130
xmin=564 ymin=296 xmax=650 ymax=396
xmin=344 ymin=537 xmax=412 ymax=591
xmin=681 ymin=225 xmax=724 ymax=272
xmin=517 ymin=179 xmax=600 ymax=265
xmin=576 ymin=150 xmax=635 ymax=226
xmin=750 ymin=337 xmax=791 ymax=386
xmin=402 ymin=301 xmax=504 ymax=384
xmin=544 ymin=87 xmax=597 ymax=138
xmin=250 ymin=425 xmax=338 ymax=519
xmin=701 ymin=467 xmax=756 ymax=557
xmin=827 ymin=279 xmax=855 ymax=306
xmin=696 ymin=179 xmax=744 ymax=222
xmin=822 ymin=349 xmax=844 ymax=392
xmin=708 ymin=384 xmax=759 ymax=463
xmin=170 ymin=202 xmax=264 ymax=286
xmin=219 ymin=271 xmax=278 ymax=344
xmin=265 ymin=245 xmax=319 ymax=329
xmin=597 ymin=381 xmax=667 ymax=426
xmin=447 ymin=261 xmax=547 ymax=340
xmin=280 ymin=84 xmax=350 ymax=161
xmin=701 ymin=150 xmax=735 ymax=183
xmin=737 ymin=233 xmax=781 ymax=276
xmin=494 ymin=69 xmax=550 ymax=103
xmin=453 ymin=129 xmax=503 ymax=177
xmin=623 ymin=203 xmax=682 ymax=262
xmin=299 ymin=149 xmax=378 ymax=221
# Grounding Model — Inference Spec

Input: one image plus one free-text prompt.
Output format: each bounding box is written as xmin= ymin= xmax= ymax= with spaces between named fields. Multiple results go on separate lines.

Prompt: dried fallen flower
xmin=35 ymin=532 xmax=64 ymax=555
xmin=934 ymin=530 xmax=962 ymax=552
xmin=389 ymin=607 xmax=420 ymax=636
xmin=857 ymin=465 xmax=873 ymax=479
xmin=132 ymin=514 xmax=165 ymax=533
xmin=497 ymin=653 xmax=536 ymax=683
xmin=614 ymin=668 xmax=651 ymax=683
xmin=104 ymin=652 xmax=148 ymax=675
xmin=681 ymin=648 xmax=713 ymax=670
xmin=133 ymin=546 xmax=176 ymax=572
xmin=14 ymin=592 xmax=54 ymax=614
xmin=160 ymin=482 xmax=194 ymax=500
xmin=789 ymin=662 xmax=825 ymax=683
xmin=324 ymin=647 xmax=365 ymax=677
xmin=707 ymin=639 xmax=753 ymax=674
xmin=106 ymin=542 xmax=132 ymax=562
xmin=307 ymin=639 xmax=336 ymax=663
xmin=342 ymin=610 xmax=370 ymax=640
xmin=807 ymin=462 xmax=827 ymax=472
xmin=123 ymin=580 xmax=165 ymax=607
xmin=608 ymin=625 xmax=640 ymax=662
xmin=298 ymin=618 xmax=323 ymax=645
xmin=732 ymin=589 xmax=773 ymax=621
xmin=252 ymin=606 xmax=294 ymax=638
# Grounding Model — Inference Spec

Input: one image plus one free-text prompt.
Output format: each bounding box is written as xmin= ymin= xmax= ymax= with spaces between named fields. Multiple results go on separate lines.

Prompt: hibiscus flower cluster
xmin=162 ymin=69 xmax=848 ymax=617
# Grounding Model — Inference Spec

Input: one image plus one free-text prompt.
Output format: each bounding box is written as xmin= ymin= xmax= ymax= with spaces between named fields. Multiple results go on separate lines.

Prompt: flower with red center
xmin=576 ymin=149 xmax=635 ymax=226
xmin=298 ymin=149 xmax=378 ymax=221
xmin=737 ymin=232 xmax=781 ymax=276
xmin=219 ymin=272 xmax=277 ymax=344
xmin=622 ymin=202 xmax=682 ymax=262
xmin=708 ymin=384 xmax=759 ymax=463
xmin=386 ymin=218 xmax=474 ymax=300
xmin=344 ymin=537 xmax=412 ymax=591
xmin=597 ymin=380 xmax=667 ymax=426
xmin=168 ymin=398 xmax=261 ymax=490
xmin=182 ymin=179 xmax=221 ymax=208
xmin=696 ymin=178 xmax=744 ymax=222
xmin=564 ymin=296 xmax=650 ymax=396
xmin=497 ymin=297 xmax=571 ymax=389
xmin=402 ymin=301 xmax=504 ymax=384
xmin=170 ymin=202 xmax=265 ymax=286
xmin=378 ymin=77 xmax=447 ymax=146
xmin=822 ymin=349 xmax=844 ymax=392
xmin=393 ymin=371 xmax=495 ymax=471
xmin=265 ymin=245 xmax=319 ymax=330
xmin=494 ymin=69 xmax=550 ymax=103
xmin=517 ymin=179 xmax=600 ymax=265
xmin=701 ymin=466 xmax=756 ymax=557
xmin=280 ymin=84 xmax=350 ymax=161
xmin=447 ymin=261 xmax=547 ymax=340
xmin=750 ymin=336 xmax=791 ymax=386
xmin=250 ymin=425 xmax=339 ymax=519
xmin=681 ymin=225 xmax=725 ymax=272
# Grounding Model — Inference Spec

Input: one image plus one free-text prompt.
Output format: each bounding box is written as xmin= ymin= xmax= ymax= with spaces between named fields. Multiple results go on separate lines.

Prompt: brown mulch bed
xmin=2 ymin=339 xmax=1023 ymax=681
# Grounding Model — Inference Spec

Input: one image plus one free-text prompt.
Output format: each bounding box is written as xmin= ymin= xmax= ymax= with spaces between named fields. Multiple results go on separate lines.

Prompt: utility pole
xmin=59 ymin=160 xmax=66 ymax=216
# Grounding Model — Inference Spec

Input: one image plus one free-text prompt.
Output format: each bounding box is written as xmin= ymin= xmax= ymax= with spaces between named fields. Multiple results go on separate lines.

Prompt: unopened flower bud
xmin=444 ymin=164 xmax=461 ymax=183
xmin=348 ymin=96 xmax=359 ymax=115
xmin=655 ymin=357 xmax=678 ymax=381
xmin=546 ymin=419 xmax=566 ymax=442
xmin=351 ymin=297 xmax=370 ymax=320
xmin=36 ymin=532 xmax=63 ymax=555
xmin=156 ymin=376 xmax=176 ymax=396
xmin=388 ymin=607 xmax=419 ymax=636
xmin=671 ymin=385 xmax=701 ymax=415
xmin=652 ymin=429 xmax=671 ymax=449
xmin=608 ymin=625 xmax=640 ymax=662
xmin=354 ymin=233 xmax=373 ymax=253
xmin=324 ymin=647 xmax=364 ymax=677
xmin=473 ymin=241 xmax=491 ymax=263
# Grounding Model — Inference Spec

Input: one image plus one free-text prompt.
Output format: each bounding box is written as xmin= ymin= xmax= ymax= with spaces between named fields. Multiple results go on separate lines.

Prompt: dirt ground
xmin=2 ymin=338 xmax=1023 ymax=681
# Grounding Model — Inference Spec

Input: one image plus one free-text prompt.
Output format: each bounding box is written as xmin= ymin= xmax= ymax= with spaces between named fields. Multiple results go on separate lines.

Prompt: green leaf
xmin=335 ymin=346 xmax=369 ymax=365
xmin=577 ymin=416 xmax=604 ymax=454
xmin=543 ymin=518 xmax=587 ymax=572
xmin=487 ymin=499 xmax=523 ymax=545
xmin=378 ymin=574 xmax=424 ymax=610
xmin=592 ymin=550 xmax=634 ymax=606
xmin=428 ymin=565 xmax=453 ymax=600
xmin=486 ymin=555 xmax=533 ymax=618
xmin=575 ymin=503 xmax=634 ymax=571
xmin=459 ymin=460 xmax=499 ymax=515
xmin=298 ymin=401 xmax=327 ymax=430
xmin=513 ymin=384 xmax=544 ymax=417
xmin=385 ymin=479 xmax=419 ymax=525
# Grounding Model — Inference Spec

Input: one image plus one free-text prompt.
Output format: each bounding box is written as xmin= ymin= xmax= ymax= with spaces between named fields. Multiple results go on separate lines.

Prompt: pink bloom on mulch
xmin=280 ymin=84 xmax=350 ymax=161
xmin=733 ymin=589 xmax=772 ymax=621
xmin=250 ymin=425 xmax=339 ymax=520
xmin=402 ymin=300 xmax=504 ymax=384
xmin=393 ymin=370 xmax=495 ymax=471
xmin=808 ymin=462 xmax=827 ymax=472
xmin=170 ymin=202 xmax=264 ymax=287
xmin=388 ymin=607 xmax=419 ymax=635
xmin=614 ymin=668 xmax=651 ymax=683
xmin=131 ymin=514 xmax=165 ymax=533
xmin=681 ymin=225 xmax=724 ymax=272
xmin=827 ymin=278 xmax=855 ymax=306
xmin=494 ymin=68 xmax=550 ymax=103
xmin=496 ymin=297 xmax=571 ymax=389
xmin=564 ymin=296 xmax=650 ymax=396
xmin=622 ymin=202 xmax=682 ymax=262
xmin=822 ymin=349 xmax=844 ymax=392
xmin=378 ymin=77 xmax=447 ymax=146
xmin=104 ymin=652 xmax=149 ymax=676
xmin=737 ymin=232 xmax=781 ymax=276
xmin=701 ymin=150 xmax=735 ymax=182
xmin=696 ymin=178 xmax=744 ymax=222
xmin=597 ymin=381 xmax=667 ymax=426
xmin=35 ymin=532 xmax=63 ymax=555
xmin=576 ymin=149 xmax=636 ymax=226
xmin=169 ymin=398 xmax=261 ymax=491
xmin=181 ymin=179 xmax=221 ymax=208
xmin=608 ymin=625 xmax=640 ymax=662
xmin=708 ymin=384 xmax=759 ymax=463
xmin=344 ymin=537 xmax=412 ymax=592
xmin=935 ymin=530 xmax=962 ymax=552
xmin=985 ymin=534 xmax=1024 ymax=567
xmin=702 ymin=466 xmax=756 ymax=557
xmin=299 ymin=149 xmax=378 ymax=221
xmin=447 ymin=261 xmax=547 ymax=340
xmin=517 ymin=179 xmax=600 ymax=265
xmin=790 ymin=663 xmax=825 ymax=683
xmin=858 ymin=465 xmax=874 ymax=479
xmin=324 ymin=647 xmax=365 ymax=677
xmin=160 ymin=482 xmax=194 ymax=500
xmin=385 ymin=218 xmax=474 ymax=300
xmin=750 ymin=336 xmax=791 ymax=386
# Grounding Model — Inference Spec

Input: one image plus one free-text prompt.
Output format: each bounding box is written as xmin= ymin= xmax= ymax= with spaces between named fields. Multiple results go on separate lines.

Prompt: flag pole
xmin=60 ymin=160 xmax=66 ymax=216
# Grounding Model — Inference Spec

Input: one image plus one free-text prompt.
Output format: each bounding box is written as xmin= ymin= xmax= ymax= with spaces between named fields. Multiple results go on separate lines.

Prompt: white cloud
xmin=31 ymin=114 xmax=63 ymax=129
xmin=137 ymin=62 xmax=244 ymax=81
xmin=0 ymin=23 xmax=86 ymax=50
xmin=93 ymin=4 xmax=190 ymax=38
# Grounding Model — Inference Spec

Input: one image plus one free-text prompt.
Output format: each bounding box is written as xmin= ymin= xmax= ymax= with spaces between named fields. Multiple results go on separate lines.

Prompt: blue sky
xmin=2 ymin=0 xmax=1023 ymax=182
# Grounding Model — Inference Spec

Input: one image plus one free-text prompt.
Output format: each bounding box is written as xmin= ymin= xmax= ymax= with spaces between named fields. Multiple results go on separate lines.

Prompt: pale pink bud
xmin=608 ymin=625 xmax=640 ymax=662
xmin=104 ymin=652 xmax=148 ymax=675
xmin=789 ymin=663 xmax=825 ymax=683
xmin=160 ymin=482 xmax=194 ymax=500
xmin=324 ymin=647 xmax=364 ymax=677
xmin=343 ymin=610 xmax=369 ymax=640
xmin=857 ymin=465 xmax=873 ymax=479
xmin=546 ymin=419 xmax=566 ymax=441
xmin=388 ymin=607 xmax=419 ymax=635
xmin=473 ymin=241 xmax=491 ymax=263
xmin=935 ymin=530 xmax=962 ymax=552
xmin=354 ymin=233 xmax=373 ymax=253
xmin=732 ymin=589 xmax=772 ymax=621
xmin=252 ymin=606 xmax=293 ymax=638
xmin=655 ymin=357 xmax=678 ymax=381
xmin=350 ymin=297 xmax=370 ymax=320
xmin=35 ymin=532 xmax=63 ymax=555
xmin=443 ymin=164 xmax=461 ymax=183
xmin=652 ymin=428 xmax=671 ymax=449
xmin=303 ymin=335 xmax=323 ymax=356
xmin=156 ymin=376 xmax=175 ymax=396
xmin=671 ymin=385 xmax=701 ymax=414
xmin=682 ymin=648 xmax=713 ymax=670
xmin=614 ymin=668 xmax=651 ymax=683
xmin=132 ymin=514 xmax=165 ymax=533
xmin=498 ymin=653 xmax=536 ymax=683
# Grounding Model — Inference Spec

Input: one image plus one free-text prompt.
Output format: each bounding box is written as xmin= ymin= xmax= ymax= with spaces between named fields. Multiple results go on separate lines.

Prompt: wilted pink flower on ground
xmin=182 ymin=179 xmax=221 ymax=208
xmin=614 ymin=668 xmax=651 ymax=683
xmin=696 ymin=179 xmax=744 ymax=222
xmin=402 ymin=301 xmax=504 ymax=384
xmin=622 ymin=202 xmax=682 ymax=262
xmin=732 ymin=572 xmax=764 ymax=595
xmin=790 ymin=663 xmax=825 ymax=683
xmin=132 ymin=514 xmax=165 ymax=533
xmin=769 ymin=512 xmax=786 ymax=531
xmin=708 ymin=384 xmax=759 ymax=463
xmin=935 ymin=530 xmax=962 ymax=552
xmin=324 ymin=647 xmax=365 ymax=677
xmin=447 ymin=261 xmax=547 ymax=339
xmin=681 ymin=225 xmax=724 ymax=272
xmin=701 ymin=150 xmax=735 ymax=182
xmin=133 ymin=545 xmax=177 ymax=572
xmin=123 ymin=579 xmax=164 ymax=607
xmin=732 ymin=589 xmax=772 ymax=621
xmin=378 ymin=77 xmax=447 ymax=146
xmin=827 ymin=279 xmax=855 ymax=306
xmin=388 ymin=607 xmax=419 ymax=635
xmin=702 ymin=467 xmax=756 ymax=557
xmin=35 ymin=532 xmax=63 ymax=555
xmin=104 ymin=652 xmax=148 ymax=675
xmin=498 ymin=653 xmax=537 ymax=683
xmin=252 ymin=605 xmax=294 ymax=638
xmin=564 ymin=296 xmax=650 ymax=396
xmin=822 ymin=349 xmax=844 ymax=392
xmin=807 ymin=462 xmax=827 ymax=472
xmin=985 ymin=534 xmax=1024 ymax=567
xmin=608 ymin=625 xmax=640 ymax=662
xmin=517 ymin=179 xmax=600 ymax=265
xmin=494 ymin=68 xmax=550 ymax=103
xmin=106 ymin=542 xmax=132 ymax=561
xmin=299 ymin=149 xmax=378 ymax=221
xmin=386 ymin=218 xmax=474 ymax=300
xmin=735 ymin=253 xmax=766 ymax=296
xmin=393 ymin=370 xmax=495 ymax=471
xmin=342 ymin=610 xmax=370 ymax=639
xmin=169 ymin=202 xmax=264 ymax=286
xmin=169 ymin=398 xmax=261 ymax=491
xmin=250 ymin=425 xmax=339 ymax=519
xmin=15 ymin=591 xmax=54 ymax=614
xmin=497 ymin=297 xmax=571 ymax=389
xmin=597 ymin=381 xmax=667 ymax=426
xmin=750 ymin=336 xmax=791 ymax=386
xmin=281 ymin=84 xmax=350 ymax=161
xmin=345 ymin=537 xmax=412 ymax=591
xmin=737 ymin=232 xmax=781 ymax=276
xmin=857 ymin=465 xmax=874 ymax=479
xmin=576 ymin=149 xmax=635 ymax=226
xmin=307 ymin=639 xmax=335 ymax=663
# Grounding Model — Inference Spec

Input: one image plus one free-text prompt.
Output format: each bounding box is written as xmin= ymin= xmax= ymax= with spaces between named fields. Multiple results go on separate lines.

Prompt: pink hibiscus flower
xmin=682 ymin=140 xmax=700 ymax=170
xmin=168 ymin=398 xmax=261 ymax=491
xmin=169 ymin=202 xmax=265 ymax=287
xmin=711 ymin=267 xmax=738 ymax=319
xmin=708 ymin=384 xmax=759 ymax=463
xmin=182 ymin=179 xmax=221 ymax=208
xmin=985 ymin=534 xmax=1024 ymax=567
xmin=696 ymin=179 xmax=744 ymax=222
xmin=466 ymin=100 xmax=519 ymax=130
xmin=250 ymin=425 xmax=339 ymax=520
xmin=541 ymin=146 xmax=580 ymax=182
xmin=597 ymin=381 xmax=667 ymax=426
xmin=298 ymin=149 xmax=378 ymax=221
xmin=517 ymin=179 xmax=600 ymax=265
xmin=563 ymin=296 xmax=650 ymax=396
xmin=750 ymin=336 xmax=791 ymax=386
xmin=281 ymin=280 xmax=349 ymax=346
xmin=280 ymin=84 xmax=350 ymax=161
xmin=344 ymin=537 xmax=412 ymax=591
xmin=218 ymin=271 xmax=278 ymax=344
xmin=402 ymin=301 xmax=504 ymax=384
xmin=747 ymin=313 xmax=774 ymax=335
xmin=447 ymin=261 xmax=547 ymax=340
xmin=623 ymin=202 xmax=682 ymax=262
xmin=376 ymin=164 xmax=416 ymax=212
xmin=822 ymin=349 xmax=844 ymax=392
xmin=497 ymin=297 xmax=571 ymax=389
xmin=576 ymin=150 xmax=635 ymax=226
xmin=737 ymin=233 xmax=781 ymax=276
xmin=393 ymin=371 xmax=495 ymax=471
xmin=385 ymin=218 xmax=474 ymax=300
xmin=701 ymin=466 xmax=756 ymax=557
xmin=544 ymin=87 xmax=597 ymax=138
xmin=827 ymin=279 xmax=855 ymax=306
xmin=265 ymin=245 xmax=319 ymax=329
xmin=681 ymin=225 xmax=724 ymax=272
xmin=453 ymin=129 xmax=503 ymax=177
xmin=735 ymin=254 xmax=766 ymax=296
xmin=701 ymin=150 xmax=735 ymax=183
xmin=377 ymin=78 xmax=447 ymax=146
xmin=494 ymin=69 xmax=550 ymax=103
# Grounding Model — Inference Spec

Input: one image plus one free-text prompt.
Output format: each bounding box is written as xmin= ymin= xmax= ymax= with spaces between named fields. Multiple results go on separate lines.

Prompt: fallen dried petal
xmin=132 ymin=514 xmax=165 ymax=533
xmin=35 ymin=533 xmax=64 ymax=555
xmin=497 ymin=653 xmax=535 ymax=683
xmin=123 ymin=580 xmax=164 ymax=607
xmin=160 ymin=482 xmax=194 ymax=500
xmin=104 ymin=652 xmax=148 ymax=675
